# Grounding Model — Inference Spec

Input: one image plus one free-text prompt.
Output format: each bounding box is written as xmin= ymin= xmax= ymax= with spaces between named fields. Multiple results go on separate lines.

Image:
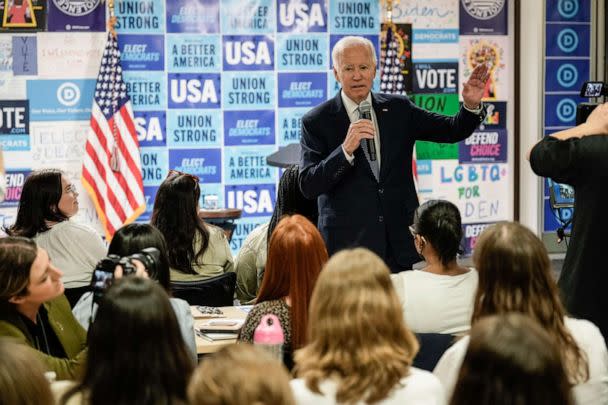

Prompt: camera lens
xmin=127 ymin=247 xmax=160 ymax=279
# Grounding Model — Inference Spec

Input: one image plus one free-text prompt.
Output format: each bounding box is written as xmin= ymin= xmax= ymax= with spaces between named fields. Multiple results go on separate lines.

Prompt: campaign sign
xmin=140 ymin=147 xmax=168 ymax=186
xmin=167 ymin=34 xmax=220 ymax=72
xmin=134 ymin=111 xmax=166 ymax=147
xmin=459 ymin=130 xmax=507 ymax=164
xmin=277 ymin=0 xmax=327 ymax=33
xmin=544 ymin=95 xmax=587 ymax=128
xmin=413 ymin=62 xmax=458 ymax=94
xmin=222 ymin=35 xmax=274 ymax=71
xmin=118 ymin=35 xmax=164 ymax=71
xmin=0 ymin=100 xmax=28 ymax=135
xmin=0 ymin=135 xmax=29 ymax=151
xmin=123 ymin=71 xmax=166 ymax=111
xmin=224 ymin=110 xmax=275 ymax=146
xmin=169 ymin=148 xmax=222 ymax=184
xmin=277 ymin=34 xmax=328 ymax=71
xmin=0 ymin=0 xmax=46 ymax=31
xmin=329 ymin=34 xmax=379 ymax=68
xmin=47 ymin=0 xmax=106 ymax=31
xmin=1 ymin=170 xmax=30 ymax=207
xmin=168 ymin=73 xmax=221 ymax=109
xmin=222 ymin=71 xmax=275 ymax=110
xmin=278 ymin=72 xmax=326 ymax=108
xmin=166 ymin=0 xmax=219 ymax=33
xmin=545 ymin=59 xmax=589 ymax=93
xmin=462 ymin=222 xmax=493 ymax=255
xmin=546 ymin=24 xmax=590 ymax=58
xmin=460 ymin=0 xmax=508 ymax=35
xmin=115 ymin=0 xmax=165 ymax=34
xmin=329 ymin=0 xmax=379 ymax=34
xmin=12 ymin=36 xmax=37 ymax=75
xmin=478 ymin=101 xmax=506 ymax=130
xmin=277 ymin=108 xmax=307 ymax=146
xmin=546 ymin=0 xmax=591 ymax=22
xmin=224 ymin=146 xmax=277 ymax=185
xmin=413 ymin=29 xmax=458 ymax=44
xmin=225 ymin=184 xmax=276 ymax=218
xmin=229 ymin=215 xmax=269 ymax=253
xmin=220 ymin=0 xmax=274 ymax=34
xmin=167 ymin=109 xmax=221 ymax=148
xmin=27 ymin=79 xmax=95 ymax=121
xmin=138 ymin=185 xmax=159 ymax=222
xmin=30 ymin=121 xmax=88 ymax=164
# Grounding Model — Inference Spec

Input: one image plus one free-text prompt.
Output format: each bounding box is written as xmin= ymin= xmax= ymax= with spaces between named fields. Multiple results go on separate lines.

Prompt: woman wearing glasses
xmin=6 ymin=169 xmax=106 ymax=306
xmin=151 ymin=170 xmax=233 ymax=281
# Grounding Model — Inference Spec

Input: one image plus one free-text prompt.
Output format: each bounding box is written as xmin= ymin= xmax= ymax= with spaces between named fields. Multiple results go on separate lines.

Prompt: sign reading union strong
xmin=461 ymin=0 xmax=505 ymax=20
xmin=52 ymin=0 xmax=101 ymax=16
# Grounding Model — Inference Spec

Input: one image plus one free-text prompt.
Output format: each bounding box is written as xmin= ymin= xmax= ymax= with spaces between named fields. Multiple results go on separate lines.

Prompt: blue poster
xmin=47 ymin=0 xmax=106 ymax=31
xmin=1 ymin=170 xmax=30 ymax=207
xmin=27 ymin=79 xmax=95 ymax=121
xmin=0 ymin=100 xmax=29 ymax=134
xmin=222 ymin=71 xmax=275 ymax=110
xmin=221 ymin=0 xmax=275 ymax=34
xmin=123 ymin=71 xmax=166 ymax=110
xmin=168 ymin=148 xmax=222 ymax=183
xmin=229 ymin=216 xmax=269 ymax=252
xmin=462 ymin=222 xmax=493 ymax=255
xmin=12 ymin=36 xmax=37 ymax=75
xmin=277 ymin=108 xmax=307 ymax=145
xmin=0 ymin=135 xmax=29 ymax=151
xmin=459 ymin=0 xmax=508 ymax=35
xmin=544 ymin=94 xmax=587 ymax=128
xmin=166 ymin=0 xmax=219 ymax=33
xmin=167 ymin=110 xmax=222 ymax=148
xmin=224 ymin=110 xmax=275 ymax=146
xmin=329 ymin=0 xmax=379 ymax=34
xmin=115 ymin=0 xmax=165 ymax=34
xmin=459 ymin=130 xmax=507 ymax=164
xmin=134 ymin=111 xmax=166 ymax=147
xmin=118 ymin=35 xmax=164 ymax=71
xmin=546 ymin=0 xmax=591 ymax=22
xmin=546 ymin=24 xmax=590 ymax=57
xmin=168 ymin=73 xmax=221 ymax=109
xmin=140 ymin=147 xmax=168 ymax=186
xmin=222 ymin=35 xmax=274 ymax=71
xmin=413 ymin=62 xmax=458 ymax=94
xmin=224 ymin=146 xmax=277 ymax=185
xmin=277 ymin=34 xmax=328 ymax=71
xmin=139 ymin=185 xmax=159 ymax=222
xmin=167 ymin=35 xmax=220 ymax=72
xmin=277 ymin=0 xmax=327 ymax=33
xmin=545 ymin=59 xmax=589 ymax=93
xmin=225 ymin=184 xmax=276 ymax=217
xmin=278 ymin=72 xmax=326 ymax=107
xmin=413 ymin=29 xmax=459 ymax=44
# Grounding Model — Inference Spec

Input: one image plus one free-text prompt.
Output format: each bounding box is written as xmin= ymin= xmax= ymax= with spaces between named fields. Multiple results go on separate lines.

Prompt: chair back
xmin=413 ymin=333 xmax=455 ymax=371
xmin=171 ymin=272 xmax=236 ymax=307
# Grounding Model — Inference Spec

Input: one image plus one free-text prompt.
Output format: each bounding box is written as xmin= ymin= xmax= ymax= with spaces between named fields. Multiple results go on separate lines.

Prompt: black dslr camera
xmin=576 ymin=81 xmax=607 ymax=125
xmin=90 ymin=247 xmax=160 ymax=302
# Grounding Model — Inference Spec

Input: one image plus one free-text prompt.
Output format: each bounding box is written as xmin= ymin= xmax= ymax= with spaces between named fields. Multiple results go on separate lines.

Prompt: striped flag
xmin=81 ymin=32 xmax=145 ymax=240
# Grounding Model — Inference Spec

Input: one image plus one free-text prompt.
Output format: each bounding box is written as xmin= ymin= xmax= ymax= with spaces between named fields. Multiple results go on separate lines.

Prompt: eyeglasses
xmin=167 ymin=169 xmax=199 ymax=183
xmin=65 ymin=184 xmax=78 ymax=194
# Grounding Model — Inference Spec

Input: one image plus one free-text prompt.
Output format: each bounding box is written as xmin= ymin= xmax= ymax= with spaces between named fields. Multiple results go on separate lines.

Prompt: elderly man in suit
xmin=299 ymin=36 xmax=489 ymax=272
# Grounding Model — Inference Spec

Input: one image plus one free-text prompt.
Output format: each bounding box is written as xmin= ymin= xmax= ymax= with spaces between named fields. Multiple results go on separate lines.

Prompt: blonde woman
xmin=292 ymin=248 xmax=445 ymax=405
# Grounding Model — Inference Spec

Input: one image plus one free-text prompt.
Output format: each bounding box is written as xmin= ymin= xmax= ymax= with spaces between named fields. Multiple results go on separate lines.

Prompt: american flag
xmin=81 ymin=32 xmax=145 ymax=240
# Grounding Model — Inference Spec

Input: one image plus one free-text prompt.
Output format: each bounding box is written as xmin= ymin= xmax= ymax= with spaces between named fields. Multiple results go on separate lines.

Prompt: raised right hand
xmin=585 ymin=102 xmax=608 ymax=135
xmin=342 ymin=119 xmax=375 ymax=156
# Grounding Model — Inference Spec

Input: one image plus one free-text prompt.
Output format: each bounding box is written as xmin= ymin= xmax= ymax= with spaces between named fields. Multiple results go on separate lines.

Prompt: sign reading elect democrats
xmin=278 ymin=72 xmax=326 ymax=107
xmin=118 ymin=35 xmax=164 ymax=71
xmin=169 ymin=149 xmax=222 ymax=184
xmin=224 ymin=110 xmax=275 ymax=146
xmin=166 ymin=0 xmax=219 ymax=33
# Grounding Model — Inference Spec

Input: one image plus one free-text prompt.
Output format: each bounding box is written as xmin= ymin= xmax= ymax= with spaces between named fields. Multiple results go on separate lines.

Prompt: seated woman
xmin=434 ymin=222 xmax=608 ymax=404
xmin=58 ymin=277 xmax=194 ymax=404
xmin=189 ymin=344 xmax=295 ymax=405
xmin=391 ymin=200 xmax=477 ymax=334
xmin=238 ymin=214 xmax=327 ymax=370
xmin=291 ymin=248 xmax=445 ymax=404
xmin=235 ymin=164 xmax=317 ymax=303
xmin=450 ymin=313 xmax=573 ymax=405
xmin=0 ymin=237 xmax=87 ymax=380
xmin=72 ymin=223 xmax=197 ymax=363
xmin=6 ymin=169 xmax=106 ymax=306
xmin=151 ymin=170 xmax=233 ymax=282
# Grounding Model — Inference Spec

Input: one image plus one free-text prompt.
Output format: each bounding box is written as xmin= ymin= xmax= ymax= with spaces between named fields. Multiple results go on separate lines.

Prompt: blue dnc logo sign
xmin=52 ymin=0 xmax=100 ymax=16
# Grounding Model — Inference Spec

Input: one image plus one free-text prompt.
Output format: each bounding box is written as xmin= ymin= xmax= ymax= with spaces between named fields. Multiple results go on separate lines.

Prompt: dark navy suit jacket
xmin=299 ymin=92 xmax=485 ymax=268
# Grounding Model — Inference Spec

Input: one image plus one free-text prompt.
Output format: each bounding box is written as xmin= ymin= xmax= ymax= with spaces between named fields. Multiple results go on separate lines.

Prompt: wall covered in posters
xmin=0 ymin=0 xmax=514 ymax=255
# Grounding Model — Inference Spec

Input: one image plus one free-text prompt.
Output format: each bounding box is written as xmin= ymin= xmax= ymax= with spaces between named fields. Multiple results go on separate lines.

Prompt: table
xmin=198 ymin=208 xmax=242 ymax=242
xmin=192 ymin=305 xmax=249 ymax=354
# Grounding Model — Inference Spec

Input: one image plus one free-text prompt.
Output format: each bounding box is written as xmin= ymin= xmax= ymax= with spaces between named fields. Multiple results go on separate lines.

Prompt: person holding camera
xmin=72 ymin=223 xmax=197 ymax=363
xmin=0 ymin=237 xmax=87 ymax=380
xmin=528 ymin=102 xmax=608 ymax=342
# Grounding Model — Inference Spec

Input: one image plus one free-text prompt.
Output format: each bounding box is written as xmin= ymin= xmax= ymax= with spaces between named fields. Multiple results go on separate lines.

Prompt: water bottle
xmin=253 ymin=314 xmax=284 ymax=361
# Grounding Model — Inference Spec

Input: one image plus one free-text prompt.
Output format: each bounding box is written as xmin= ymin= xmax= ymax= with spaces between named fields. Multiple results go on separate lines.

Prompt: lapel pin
xmin=382 ymin=108 xmax=388 ymax=112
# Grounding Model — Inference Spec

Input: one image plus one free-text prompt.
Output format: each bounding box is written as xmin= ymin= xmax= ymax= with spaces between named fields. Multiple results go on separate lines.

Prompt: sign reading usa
xmin=169 ymin=148 xmax=221 ymax=184
xmin=277 ymin=0 xmax=327 ymax=33
xmin=224 ymin=110 xmax=275 ymax=146
xmin=414 ymin=62 xmax=458 ymax=94
xmin=222 ymin=35 xmax=274 ymax=71
xmin=134 ymin=111 xmax=166 ymax=147
xmin=168 ymin=73 xmax=221 ymax=109
xmin=225 ymin=184 xmax=276 ymax=217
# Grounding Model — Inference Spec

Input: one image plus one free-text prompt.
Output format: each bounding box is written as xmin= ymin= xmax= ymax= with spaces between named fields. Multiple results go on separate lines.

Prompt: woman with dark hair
xmin=450 ymin=313 xmax=573 ymax=405
xmin=0 ymin=237 xmax=87 ymax=380
xmin=235 ymin=164 xmax=317 ymax=303
xmin=151 ymin=170 xmax=233 ymax=281
xmin=391 ymin=200 xmax=477 ymax=334
xmin=238 ymin=214 xmax=328 ymax=369
xmin=434 ymin=222 xmax=608 ymax=404
xmin=6 ymin=169 xmax=106 ymax=306
xmin=72 ymin=223 xmax=197 ymax=363
xmin=292 ymin=248 xmax=444 ymax=404
xmin=59 ymin=277 xmax=194 ymax=405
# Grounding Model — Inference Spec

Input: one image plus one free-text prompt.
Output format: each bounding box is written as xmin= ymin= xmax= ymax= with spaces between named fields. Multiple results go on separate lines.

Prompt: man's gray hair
xmin=332 ymin=36 xmax=377 ymax=69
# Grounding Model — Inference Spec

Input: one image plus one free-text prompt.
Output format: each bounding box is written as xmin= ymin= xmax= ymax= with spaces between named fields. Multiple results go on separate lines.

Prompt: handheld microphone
xmin=358 ymin=100 xmax=376 ymax=161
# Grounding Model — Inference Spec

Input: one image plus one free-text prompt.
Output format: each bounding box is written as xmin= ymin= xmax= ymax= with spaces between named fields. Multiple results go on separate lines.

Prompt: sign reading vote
xmin=277 ymin=0 xmax=327 ymax=33
xmin=169 ymin=148 xmax=222 ymax=183
xmin=168 ymin=73 xmax=221 ymax=109
xmin=0 ymin=100 xmax=29 ymax=135
xmin=222 ymin=35 xmax=274 ymax=71
xmin=414 ymin=62 xmax=458 ymax=94
xmin=28 ymin=79 xmax=95 ymax=121
xmin=118 ymin=34 xmax=164 ymax=71
xmin=134 ymin=111 xmax=166 ymax=147
xmin=224 ymin=110 xmax=275 ymax=146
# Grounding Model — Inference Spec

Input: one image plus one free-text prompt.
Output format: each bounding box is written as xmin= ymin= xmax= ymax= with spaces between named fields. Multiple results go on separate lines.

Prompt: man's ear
xmin=333 ymin=66 xmax=340 ymax=82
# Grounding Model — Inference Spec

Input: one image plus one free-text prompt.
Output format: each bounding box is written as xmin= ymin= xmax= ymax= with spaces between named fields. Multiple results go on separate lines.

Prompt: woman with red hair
xmin=238 ymin=214 xmax=328 ymax=369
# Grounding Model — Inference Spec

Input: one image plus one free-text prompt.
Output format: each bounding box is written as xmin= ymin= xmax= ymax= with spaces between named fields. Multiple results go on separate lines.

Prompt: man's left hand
xmin=462 ymin=63 xmax=490 ymax=109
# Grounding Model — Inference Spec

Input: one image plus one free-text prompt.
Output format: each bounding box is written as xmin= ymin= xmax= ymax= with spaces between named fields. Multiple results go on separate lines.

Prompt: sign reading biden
xmin=168 ymin=73 xmax=221 ymax=109
xmin=277 ymin=0 xmax=327 ymax=33
xmin=222 ymin=35 xmax=274 ymax=71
